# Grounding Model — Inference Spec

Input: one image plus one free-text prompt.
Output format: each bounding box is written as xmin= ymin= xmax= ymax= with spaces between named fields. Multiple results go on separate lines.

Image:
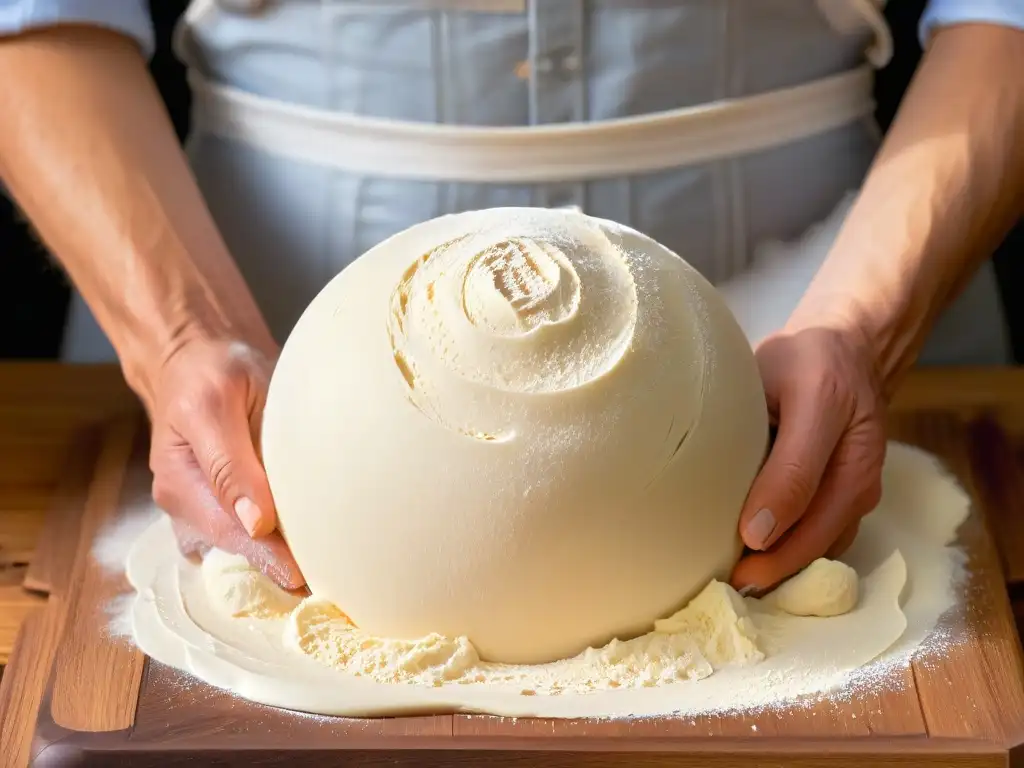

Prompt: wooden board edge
xmin=0 ymin=598 xmax=67 ymax=768
xmin=19 ymin=734 xmax=1012 ymax=768
xmin=967 ymin=415 xmax=1024 ymax=586
xmin=1 ymin=422 xmax=105 ymax=767
xmin=48 ymin=415 xmax=149 ymax=733
xmin=908 ymin=413 xmax=1024 ymax=743
xmin=22 ymin=428 xmax=104 ymax=595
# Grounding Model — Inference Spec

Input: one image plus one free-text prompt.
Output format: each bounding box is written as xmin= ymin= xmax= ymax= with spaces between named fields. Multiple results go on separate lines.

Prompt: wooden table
xmin=1 ymin=363 xmax=1023 ymax=766
xmin=0 ymin=365 xmax=138 ymax=662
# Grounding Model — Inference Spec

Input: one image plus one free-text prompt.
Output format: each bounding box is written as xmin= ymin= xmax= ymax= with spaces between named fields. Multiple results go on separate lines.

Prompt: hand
xmin=730 ymin=323 xmax=887 ymax=593
xmin=148 ymin=338 xmax=305 ymax=589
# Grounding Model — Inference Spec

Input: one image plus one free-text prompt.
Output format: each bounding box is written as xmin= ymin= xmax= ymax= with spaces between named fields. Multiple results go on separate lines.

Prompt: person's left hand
xmin=730 ymin=322 xmax=888 ymax=594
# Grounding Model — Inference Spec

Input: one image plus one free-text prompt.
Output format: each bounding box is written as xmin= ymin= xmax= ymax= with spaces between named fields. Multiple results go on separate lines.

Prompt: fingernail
xmin=745 ymin=508 xmax=777 ymax=550
xmin=737 ymin=584 xmax=758 ymax=597
xmin=234 ymin=497 xmax=263 ymax=537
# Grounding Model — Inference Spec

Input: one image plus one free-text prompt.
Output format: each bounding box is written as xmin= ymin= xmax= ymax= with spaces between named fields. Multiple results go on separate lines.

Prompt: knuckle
xmin=223 ymin=349 xmax=257 ymax=381
xmin=175 ymin=374 xmax=235 ymax=422
xmin=814 ymin=366 xmax=844 ymax=405
xmin=778 ymin=460 xmax=816 ymax=505
xmin=198 ymin=378 xmax=231 ymax=414
xmin=207 ymin=451 xmax=235 ymax=497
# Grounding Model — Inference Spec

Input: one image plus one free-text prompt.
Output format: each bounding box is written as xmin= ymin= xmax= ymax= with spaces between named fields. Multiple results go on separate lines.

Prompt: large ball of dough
xmin=261 ymin=208 xmax=768 ymax=664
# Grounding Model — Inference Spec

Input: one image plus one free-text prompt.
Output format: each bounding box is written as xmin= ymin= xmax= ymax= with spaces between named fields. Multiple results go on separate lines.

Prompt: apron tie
xmin=850 ymin=0 xmax=894 ymax=68
xmin=817 ymin=0 xmax=894 ymax=68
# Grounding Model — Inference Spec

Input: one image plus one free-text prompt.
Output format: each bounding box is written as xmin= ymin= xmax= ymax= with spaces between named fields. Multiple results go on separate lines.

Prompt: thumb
xmin=738 ymin=382 xmax=847 ymax=551
xmin=190 ymin=396 xmax=278 ymax=539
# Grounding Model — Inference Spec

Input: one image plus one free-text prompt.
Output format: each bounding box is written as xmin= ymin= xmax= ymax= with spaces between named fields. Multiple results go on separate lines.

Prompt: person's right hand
xmin=147 ymin=338 xmax=305 ymax=590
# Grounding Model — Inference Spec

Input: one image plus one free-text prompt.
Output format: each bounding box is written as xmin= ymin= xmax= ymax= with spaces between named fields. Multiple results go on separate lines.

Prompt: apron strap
xmin=187 ymin=64 xmax=877 ymax=184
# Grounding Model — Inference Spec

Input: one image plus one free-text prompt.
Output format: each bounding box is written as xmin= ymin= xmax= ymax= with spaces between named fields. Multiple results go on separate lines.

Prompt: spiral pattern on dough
xmin=387 ymin=214 xmax=639 ymax=441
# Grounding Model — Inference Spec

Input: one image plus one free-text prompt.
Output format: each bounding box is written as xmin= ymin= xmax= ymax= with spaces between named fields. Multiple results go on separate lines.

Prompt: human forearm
xmin=789 ymin=23 xmax=1024 ymax=391
xmin=0 ymin=26 xmax=274 ymax=404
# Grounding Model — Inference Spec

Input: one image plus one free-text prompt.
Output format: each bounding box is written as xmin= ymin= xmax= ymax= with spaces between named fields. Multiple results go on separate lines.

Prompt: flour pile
xmin=237 ymin=577 xmax=763 ymax=694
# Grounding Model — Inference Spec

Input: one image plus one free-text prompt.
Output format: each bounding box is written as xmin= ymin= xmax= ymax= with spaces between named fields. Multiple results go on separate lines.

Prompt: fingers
xmin=238 ymin=532 xmax=307 ymax=590
xmin=156 ymin=449 xmax=305 ymax=589
xmin=738 ymin=370 xmax=848 ymax=552
xmin=186 ymin=384 xmax=278 ymax=538
xmin=731 ymin=426 xmax=883 ymax=592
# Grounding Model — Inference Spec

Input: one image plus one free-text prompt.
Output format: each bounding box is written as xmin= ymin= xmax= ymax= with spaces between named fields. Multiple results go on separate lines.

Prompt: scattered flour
xmin=92 ymin=504 xmax=161 ymax=575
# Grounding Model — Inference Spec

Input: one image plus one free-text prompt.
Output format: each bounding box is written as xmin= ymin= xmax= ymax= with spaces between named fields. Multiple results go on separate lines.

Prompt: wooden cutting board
xmin=11 ymin=389 xmax=1024 ymax=765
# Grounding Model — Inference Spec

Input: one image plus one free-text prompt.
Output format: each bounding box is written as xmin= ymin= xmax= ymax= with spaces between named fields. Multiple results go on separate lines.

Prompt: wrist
xmin=114 ymin=289 xmax=276 ymax=410
xmin=783 ymin=23 xmax=1024 ymax=395
xmin=786 ymin=280 xmax=927 ymax=400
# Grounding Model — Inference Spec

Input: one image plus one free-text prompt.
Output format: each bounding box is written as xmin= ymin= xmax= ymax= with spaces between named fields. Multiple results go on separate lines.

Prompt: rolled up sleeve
xmin=0 ymin=1 xmax=154 ymax=58
xmin=921 ymin=0 xmax=1024 ymax=47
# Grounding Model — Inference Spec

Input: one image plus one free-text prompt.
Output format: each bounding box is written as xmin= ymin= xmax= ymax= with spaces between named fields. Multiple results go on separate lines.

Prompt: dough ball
xmin=261 ymin=208 xmax=769 ymax=664
xmin=771 ymin=558 xmax=859 ymax=618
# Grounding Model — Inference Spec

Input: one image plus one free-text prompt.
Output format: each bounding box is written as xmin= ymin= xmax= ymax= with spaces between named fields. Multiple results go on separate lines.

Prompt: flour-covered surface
xmin=109 ymin=442 xmax=969 ymax=719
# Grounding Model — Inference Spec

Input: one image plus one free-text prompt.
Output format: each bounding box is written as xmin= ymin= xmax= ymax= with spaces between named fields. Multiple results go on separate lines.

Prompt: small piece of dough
xmin=771 ymin=558 xmax=859 ymax=617
xmin=202 ymin=549 xmax=301 ymax=619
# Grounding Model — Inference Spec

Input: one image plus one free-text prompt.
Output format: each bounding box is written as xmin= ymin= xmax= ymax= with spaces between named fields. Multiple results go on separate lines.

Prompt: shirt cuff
xmin=920 ymin=0 xmax=1024 ymax=48
xmin=0 ymin=1 xmax=155 ymax=59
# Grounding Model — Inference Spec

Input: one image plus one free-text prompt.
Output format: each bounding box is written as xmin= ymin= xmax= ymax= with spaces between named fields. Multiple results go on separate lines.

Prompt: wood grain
xmin=967 ymin=416 xmax=1024 ymax=587
xmin=890 ymin=412 xmax=1024 ymax=747
xmin=0 ymin=363 xmax=137 ymax=490
xmin=0 ymin=565 xmax=44 ymax=664
xmin=49 ymin=415 xmax=148 ymax=732
xmin=0 ymin=601 xmax=64 ymax=768
xmin=0 ymin=499 xmax=48 ymax=569
xmin=0 ymin=428 xmax=103 ymax=767
xmin=889 ymin=367 xmax=1024 ymax=429
xmin=0 ymin=362 xmax=136 ymax=419
xmin=21 ymin=429 xmax=103 ymax=595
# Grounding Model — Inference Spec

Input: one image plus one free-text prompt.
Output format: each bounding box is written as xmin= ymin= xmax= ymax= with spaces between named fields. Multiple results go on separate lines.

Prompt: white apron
xmin=62 ymin=0 xmax=1011 ymax=365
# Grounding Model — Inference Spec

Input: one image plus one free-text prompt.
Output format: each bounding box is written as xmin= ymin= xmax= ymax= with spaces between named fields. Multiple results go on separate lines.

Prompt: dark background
xmin=1 ymin=1 xmax=1021 ymax=361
